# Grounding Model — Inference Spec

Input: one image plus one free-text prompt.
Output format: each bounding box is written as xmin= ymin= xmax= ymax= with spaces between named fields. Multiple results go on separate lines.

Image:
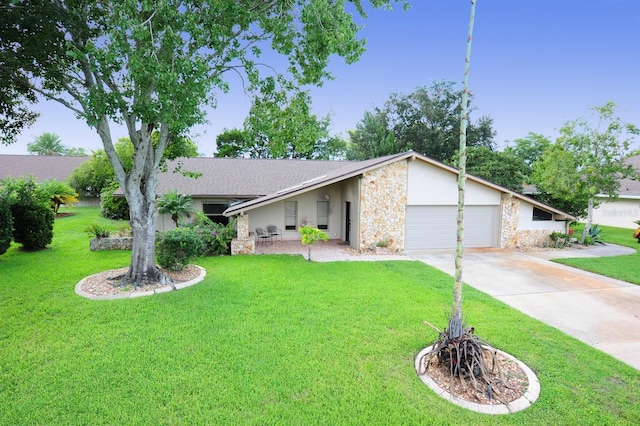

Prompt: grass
xmin=555 ymin=224 xmax=640 ymax=285
xmin=1 ymin=207 xmax=639 ymax=425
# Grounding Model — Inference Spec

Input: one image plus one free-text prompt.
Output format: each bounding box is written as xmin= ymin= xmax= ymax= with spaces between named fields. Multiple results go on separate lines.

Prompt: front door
xmin=345 ymin=201 xmax=351 ymax=243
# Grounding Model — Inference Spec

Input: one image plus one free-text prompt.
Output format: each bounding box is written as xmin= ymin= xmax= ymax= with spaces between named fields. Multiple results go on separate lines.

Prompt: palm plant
xmin=157 ymin=190 xmax=194 ymax=227
xmin=39 ymin=179 xmax=79 ymax=213
xmin=27 ymin=133 xmax=67 ymax=156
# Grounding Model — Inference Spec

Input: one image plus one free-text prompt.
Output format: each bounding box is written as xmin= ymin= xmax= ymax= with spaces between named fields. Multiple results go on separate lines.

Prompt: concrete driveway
xmin=407 ymin=245 xmax=640 ymax=371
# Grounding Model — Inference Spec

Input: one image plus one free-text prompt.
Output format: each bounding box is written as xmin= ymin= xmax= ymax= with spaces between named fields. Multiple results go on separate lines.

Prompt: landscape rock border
xmin=414 ymin=345 xmax=540 ymax=415
xmin=75 ymin=265 xmax=207 ymax=300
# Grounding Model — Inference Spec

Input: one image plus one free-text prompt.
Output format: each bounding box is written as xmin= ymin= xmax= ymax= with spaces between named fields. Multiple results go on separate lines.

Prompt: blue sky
xmin=2 ymin=0 xmax=639 ymax=156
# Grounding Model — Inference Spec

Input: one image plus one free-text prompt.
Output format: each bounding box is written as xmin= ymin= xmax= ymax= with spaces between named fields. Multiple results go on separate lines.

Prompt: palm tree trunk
xmin=451 ymin=0 xmax=477 ymax=339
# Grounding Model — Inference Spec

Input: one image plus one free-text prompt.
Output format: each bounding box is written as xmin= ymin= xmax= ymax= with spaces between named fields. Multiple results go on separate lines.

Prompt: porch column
xmin=231 ymin=213 xmax=255 ymax=255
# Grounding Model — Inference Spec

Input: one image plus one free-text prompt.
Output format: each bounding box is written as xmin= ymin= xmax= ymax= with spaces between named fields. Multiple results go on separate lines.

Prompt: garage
xmin=405 ymin=205 xmax=499 ymax=250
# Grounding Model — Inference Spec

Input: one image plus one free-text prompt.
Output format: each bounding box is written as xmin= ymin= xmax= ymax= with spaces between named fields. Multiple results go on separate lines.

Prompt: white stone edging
xmin=75 ymin=265 xmax=207 ymax=300
xmin=414 ymin=345 xmax=540 ymax=415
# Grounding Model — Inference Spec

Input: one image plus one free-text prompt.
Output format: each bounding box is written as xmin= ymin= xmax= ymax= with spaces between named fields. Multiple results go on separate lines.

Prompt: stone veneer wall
xmin=500 ymin=194 xmax=555 ymax=248
xmin=500 ymin=194 xmax=519 ymax=248
xmin=89 ymin=237 xmax=133 ymax=251
xmin=231 ymin=213 xmax=255 ymax=255
xmin=359 ymin=161 xmax=407 ymax=252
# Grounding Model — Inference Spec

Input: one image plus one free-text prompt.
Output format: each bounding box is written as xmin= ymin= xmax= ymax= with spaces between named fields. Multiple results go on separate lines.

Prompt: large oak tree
xmin=1 ymin=0 xmax=406 ymax=285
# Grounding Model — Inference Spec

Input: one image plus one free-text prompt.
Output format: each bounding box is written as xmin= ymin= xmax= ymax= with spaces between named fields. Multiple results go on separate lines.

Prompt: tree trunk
xmin=96 ymin=117 xmax=171 ymax=286
xmin=451 ymin=0 xmax=476 ymax=340
xmin=580 ymin=197 xmax=594 ymax=244
xmin=125 ymin=187 xmax=162 ymax=286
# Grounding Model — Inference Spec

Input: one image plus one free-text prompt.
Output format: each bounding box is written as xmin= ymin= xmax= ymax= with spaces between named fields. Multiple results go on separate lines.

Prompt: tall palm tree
xmin=157 ymin=191 xmax=194 ymax=227
xmin=27 ymin=133 xmax=66 ymax=156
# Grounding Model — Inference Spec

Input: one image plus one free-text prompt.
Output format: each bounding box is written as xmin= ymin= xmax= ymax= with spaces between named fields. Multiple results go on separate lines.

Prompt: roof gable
xmin=223 ymin=151 xmax=575 ymax=220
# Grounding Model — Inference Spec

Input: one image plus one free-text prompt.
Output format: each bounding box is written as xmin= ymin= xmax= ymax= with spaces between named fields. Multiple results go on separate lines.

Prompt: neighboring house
xmin=153 ymin=151 xmax=571 ymax=254
xmin=0 ymin=154 xmax=89 ymax=182
xmin=592 ymin=155 xmax=640 ymax=229
xmin=0 ymin=154 xmax=96 ymax=206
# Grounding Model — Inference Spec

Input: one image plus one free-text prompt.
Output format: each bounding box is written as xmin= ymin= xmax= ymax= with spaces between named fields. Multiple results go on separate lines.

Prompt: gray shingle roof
xmin=156 ymin=157 xmax=353 ymax=198
xmin=618 ymin=155 xmax=640 ymax=197
xmin=0 ymin=155 xmax=89 ymax=182
xmin=224 ymin=151 xmax=575 ymax=220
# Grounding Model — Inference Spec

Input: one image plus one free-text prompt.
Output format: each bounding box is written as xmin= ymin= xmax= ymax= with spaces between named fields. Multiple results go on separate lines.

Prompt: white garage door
xmin=405 ymin=206 xmax=498 ymax=250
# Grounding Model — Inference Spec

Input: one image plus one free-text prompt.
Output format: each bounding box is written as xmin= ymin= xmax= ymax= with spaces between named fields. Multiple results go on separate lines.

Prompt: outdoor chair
xmin=255 ymin=227 xmax=271 ymax=245
xmin=266 ymin=225 xmax=282 ymax=242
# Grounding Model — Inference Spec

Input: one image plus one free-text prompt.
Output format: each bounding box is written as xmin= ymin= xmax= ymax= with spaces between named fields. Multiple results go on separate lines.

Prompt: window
xmin=285 ymin=201 xmax=297 ymax=230
xmin=532 ymin=207 xmax=553 ymax=221
xmin=317 ymin=201 xmax=329 ymax=230
xmin=203 ymin=203 xmax=229 ymax=225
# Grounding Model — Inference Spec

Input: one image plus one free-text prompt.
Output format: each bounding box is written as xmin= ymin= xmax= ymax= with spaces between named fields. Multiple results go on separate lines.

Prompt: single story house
xmin=154 ymin=151 xmax=572 ymax=254
xmin=591 ymin=155 xmax=640 ymax=229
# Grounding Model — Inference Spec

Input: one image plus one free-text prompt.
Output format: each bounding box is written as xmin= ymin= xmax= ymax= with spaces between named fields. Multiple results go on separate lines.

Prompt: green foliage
xmin=26 ymin=132 xmax=66 ymax=156
xmin=549 ymin=231 xmax=570 ymax=248
xmin=39 ymin=179 xmax=79 ymax=213
xmin=245 ymin=90 xmax=345 ymax=159
xmin=532 ymin=102 xmax=639 ymax=239
xmin=584 ymin=224 xmax=604 ymax=245
xmin=68 ymin=139 xmax=134 ymax=198
xmin=346 ymin=109 xmax=406 ymax=160
xmin=459 ymin=146 xmax=529 ymax=192
xmin=504 ymin=132 xmax=552 ymax=172
xmin=2 ymin=177 xmax=54 ymax=250
xmin=347 ymin=81 xmax=495 ymax=161
xmin=100 ymin=182 xmax=129 ymax=220
xmin=156 ymin=227 xmax=204 ymax=271
xmin=187 ymin=212 xmax=236 ymax=256
xmin=216 ymin=90 xmax=346 ymax=159
xmin=84 ymin=222 xmax=112 ymax=239
xmin=157 ymin=190 xmax=194 ymax=227
xmin=215 ymin=128 xmax=248 ymax=158
xmin=0 ymin=192 xmax=13 ymax=257
xmin=299 ymin=225 xmax=328 ymax=261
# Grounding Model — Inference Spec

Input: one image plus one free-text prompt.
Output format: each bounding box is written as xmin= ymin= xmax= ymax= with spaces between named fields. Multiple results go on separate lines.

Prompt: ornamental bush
xmin=156 ymin=227 xmax=204 ymax=271
xmin=0 ymin=194 xmax=13 ymax=257
xmin=187 ymin=213 xmax=236 ymax=256
xmin=3 ymin=177 xmax=54 ymax=251
xmin=100 ymin=181 xmax=130 ymax=220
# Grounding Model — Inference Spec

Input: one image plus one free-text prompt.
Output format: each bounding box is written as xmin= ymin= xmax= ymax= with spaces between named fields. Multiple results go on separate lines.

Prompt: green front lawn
xmin=1 ymin=207 xmax=639 ymax=425
xmin=556 ymin=224 xmax=640 ymax=285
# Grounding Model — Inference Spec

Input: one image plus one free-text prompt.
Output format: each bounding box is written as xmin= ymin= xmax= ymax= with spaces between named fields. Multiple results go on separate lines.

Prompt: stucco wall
xmin=246 ymin=184 xmax=343 ymax=241
xmin=592 ymin=197 xmax=640 ymax=229
xmin=407 ymin=160 xmax=501 ymax=206
xmin=358 ymin=161 xmax=407 ymax=252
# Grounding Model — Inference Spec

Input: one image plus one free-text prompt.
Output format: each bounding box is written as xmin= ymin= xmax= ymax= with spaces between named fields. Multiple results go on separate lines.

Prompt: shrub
xmin=5 ymin=177 xmax=54 ymax=250
xmin=585 ymin=224 xmax=604 ymax=245
xmin=84 ymin=222 xmax=112 ymax=239
xmin=187 ymin=213 xmax=236 ymax=256
xmin=549 ymin=231 xmax=569 ymax=248
xmin=156 ymin=227 xmax=204 ymax=271
xmin=100 ymin=182 xmax=129 ymax=220
xmin=0 ymin=194 xmax=13 ymax=257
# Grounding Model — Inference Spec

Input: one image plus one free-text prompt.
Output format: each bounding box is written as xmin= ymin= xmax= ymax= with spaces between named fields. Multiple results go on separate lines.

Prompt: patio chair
xmin=266 ymin=224 xmax=282 ymax=242
xmin=255 ymin=227 xmax=271 ymax=245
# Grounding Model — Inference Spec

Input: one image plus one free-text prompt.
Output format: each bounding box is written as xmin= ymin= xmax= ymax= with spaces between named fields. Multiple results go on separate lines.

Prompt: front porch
xmin=249 ymin=238 xmax=407 ymax=262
